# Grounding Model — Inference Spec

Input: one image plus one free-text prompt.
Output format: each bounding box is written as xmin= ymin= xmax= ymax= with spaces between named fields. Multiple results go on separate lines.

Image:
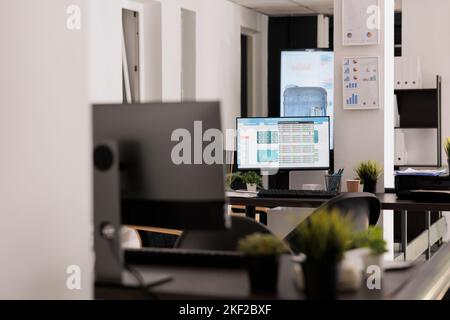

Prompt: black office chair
xmin=174 ymin=215 xmax=273 ymax=251
xmin=284 ymin=192 xmax=381 ymax=254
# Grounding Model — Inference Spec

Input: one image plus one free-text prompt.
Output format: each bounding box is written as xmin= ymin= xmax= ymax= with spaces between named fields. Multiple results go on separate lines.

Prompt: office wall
xmin=402 ymin=0 xmax=450 ymax=241
xmin=162 ymin=0 xmax=268 ymax=131
xmin=89 ymin=0 xmax=268 ymax=132
xmin=333 ymin=0 xmax=395 ymax=192
xmin=402 ymin=0 xmax=450 ymax=162
xmin=89 ymin=0 xmax=122 ymax=103
xmin=0 ymin=0 xmax=92 ymax=298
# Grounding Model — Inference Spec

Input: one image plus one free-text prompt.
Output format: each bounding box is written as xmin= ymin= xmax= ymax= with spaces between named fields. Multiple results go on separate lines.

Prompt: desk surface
xmin=95 ymin=242 xmax=450 ymax=300
xmin=228 ymin=193 xmax=450 ymax=212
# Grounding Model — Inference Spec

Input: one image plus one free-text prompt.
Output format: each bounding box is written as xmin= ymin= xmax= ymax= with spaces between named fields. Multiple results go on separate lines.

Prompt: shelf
xmin=395 ymin=127 xmax=438 ymax=129
xmin=394 ymin=75 xmax=442 ymax=170
xmin=394 ymin=88 xmax=437 ymax=93
xmin=395 ymin=164 xmax=440 ymax=168
xmin=395 ymin=81 xmax=439 ymax=129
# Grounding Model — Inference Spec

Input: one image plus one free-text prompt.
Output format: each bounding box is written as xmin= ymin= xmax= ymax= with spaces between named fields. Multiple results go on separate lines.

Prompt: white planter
xmin=362 ymin=253 xmax=384 ymax=272
xmin=246 ymin=183 xmax=257 ymax=192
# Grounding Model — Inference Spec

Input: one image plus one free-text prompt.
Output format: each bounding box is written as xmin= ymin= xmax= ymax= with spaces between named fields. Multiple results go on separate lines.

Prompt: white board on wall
xmin=343 ymin=56 xmax=380 ymax=110
xmin=342 ymin=0 xmax=380 ymax=46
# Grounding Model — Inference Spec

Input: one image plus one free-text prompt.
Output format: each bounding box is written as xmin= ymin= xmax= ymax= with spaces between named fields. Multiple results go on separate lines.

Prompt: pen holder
xmin=325 ymin=175 xmax=342 ymax=193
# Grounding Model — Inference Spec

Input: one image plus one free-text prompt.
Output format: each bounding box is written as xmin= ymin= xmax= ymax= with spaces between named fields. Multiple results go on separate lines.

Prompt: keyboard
xmin=125 ymin=248 xmax=245 ymax=268
xmin=257 ymin=189 xmax=339 ymax=199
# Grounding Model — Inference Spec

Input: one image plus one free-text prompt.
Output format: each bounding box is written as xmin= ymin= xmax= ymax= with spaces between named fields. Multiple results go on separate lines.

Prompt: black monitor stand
xmin=267 ymin=150 xmax=334 ymax=190
xmin=93 ymin=141 xmax=171 ymax=288
xmin=268 ymin=170 xmax=290 ymax=190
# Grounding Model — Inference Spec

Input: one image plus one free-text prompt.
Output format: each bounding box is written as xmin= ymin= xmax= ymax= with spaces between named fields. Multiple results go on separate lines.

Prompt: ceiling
xmin=230 ymin=0 xmax=402 ymax=16
xmin=229 ymin=0 xmax=334 ymax=16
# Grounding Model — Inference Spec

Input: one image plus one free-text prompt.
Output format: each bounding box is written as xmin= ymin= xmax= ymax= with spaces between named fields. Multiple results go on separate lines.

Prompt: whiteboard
xmin=343 ymin=56 xmax=380 ymax=110
xmin=342 ymin=0 xmax=380 ymax=46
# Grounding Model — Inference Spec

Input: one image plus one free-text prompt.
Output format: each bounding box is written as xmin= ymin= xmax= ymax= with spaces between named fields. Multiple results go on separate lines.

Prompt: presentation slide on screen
xmin=281 ymin=51 xmax=334 ymax=148
xmin=237 ymin=118 xmax=330 ymax=170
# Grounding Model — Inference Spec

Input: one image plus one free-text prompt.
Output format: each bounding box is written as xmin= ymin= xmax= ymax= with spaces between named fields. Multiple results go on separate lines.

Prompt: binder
xmin=395 ymin=56 xmax=422 ymax=89
xmin=395 ymin=129 xmax=408 ymax=165
xmin=394 ymin=95 xmax=400 ymax=128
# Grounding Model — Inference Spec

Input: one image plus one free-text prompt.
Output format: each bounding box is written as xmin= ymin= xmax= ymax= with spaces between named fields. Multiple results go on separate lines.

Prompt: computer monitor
xmin=236 ymin=117 xmax=330 ymax=171
xmin=93 ymin=102 xmax=227 ymax=231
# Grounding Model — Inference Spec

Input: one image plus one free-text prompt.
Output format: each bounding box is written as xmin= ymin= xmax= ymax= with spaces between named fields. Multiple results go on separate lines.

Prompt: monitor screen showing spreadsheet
xmin=237 ymin=117 xmax=330 ymax=170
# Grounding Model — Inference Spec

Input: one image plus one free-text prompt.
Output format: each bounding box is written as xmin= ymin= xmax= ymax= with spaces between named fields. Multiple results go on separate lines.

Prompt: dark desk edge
xmin=227 ymin=193 xmax=450 ymax=211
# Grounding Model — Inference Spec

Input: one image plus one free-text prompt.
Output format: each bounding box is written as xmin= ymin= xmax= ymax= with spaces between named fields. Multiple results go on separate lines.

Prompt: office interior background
xmin=1 ymin=0 xmax=450 ymax=299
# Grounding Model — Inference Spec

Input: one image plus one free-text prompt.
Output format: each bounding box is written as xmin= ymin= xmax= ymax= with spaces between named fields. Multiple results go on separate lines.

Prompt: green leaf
xmin=238 ymin=233 xmax=288 ymax=255
xmin=293 ymin=209 xmax=354 ymax=263
xmin=444 ymin=138 xmax=450 ymax=158
xmin=355 ymin=160 xmax=383 ymax=185
xmin=352 ymin=226 xmax=387 ymax=255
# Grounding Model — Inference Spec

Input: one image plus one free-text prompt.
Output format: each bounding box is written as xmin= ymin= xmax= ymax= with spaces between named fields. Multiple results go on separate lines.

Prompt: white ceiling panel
xmin=229 ymin=0 xmax=334 ymax=16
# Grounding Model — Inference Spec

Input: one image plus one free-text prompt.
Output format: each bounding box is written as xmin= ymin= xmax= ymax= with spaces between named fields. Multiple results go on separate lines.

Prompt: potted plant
xmin=238 ymin=233 xmax=288 ymax=292
xmin=444 ymin=138 xmax=450 ymax=171
xmin=293 ymin=209 xmax=353 ymax=300
xmin=233 ymin=171 xmax=263 ymax=192
xmin=352 ymin=226 xmax=387 ymax=271
xmin=355 ymin=161 xmax=382 ymax=193
xmin=225 ymin=172 xmax=240 ymax=191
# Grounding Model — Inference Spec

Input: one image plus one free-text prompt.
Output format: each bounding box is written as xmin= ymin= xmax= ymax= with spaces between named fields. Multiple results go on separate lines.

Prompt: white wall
xmin=402 ymin=0 xmax=450 ymax=162
xmin=90 ymin=0 xmax=163 ymax=103
xmin=89 ymin=0 xmax=122 ymax=103
xmin=402 ymin=0 xmax=450 ymax=241
xmin=334 ymin=0 xmax=394 ymax=193
xmin=162 ymin=0 xmax=268 ymax=131
xmin=161 ymin=0 xmax=268 ymax=131
xmin=90 ymin=0 xmax=268 ymax=133
xmin=0 ymin=0 xmax=92 ymax=299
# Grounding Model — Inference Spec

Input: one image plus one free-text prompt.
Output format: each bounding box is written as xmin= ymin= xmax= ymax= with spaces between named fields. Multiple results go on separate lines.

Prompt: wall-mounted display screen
xmin=281 ymin=51 xmax=334 ymax=148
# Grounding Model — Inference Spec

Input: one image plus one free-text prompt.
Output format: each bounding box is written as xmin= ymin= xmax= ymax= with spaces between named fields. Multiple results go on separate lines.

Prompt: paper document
xmin=395 ymin=168 xmax=448 ymax=177
xmin=226 ymin=191 xmax=258 ymax=198
xmin=411 ymin=189 xmax=450 ymax=194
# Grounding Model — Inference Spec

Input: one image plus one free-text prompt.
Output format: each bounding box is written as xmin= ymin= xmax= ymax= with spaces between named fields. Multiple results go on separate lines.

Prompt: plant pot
xmin=363 ymin=180 xmax=377 ymax=193
xmin=301 ymin=260 xmax=338 ymax=300
xmin=362 ymin=253 xmax=384 ymax=272
xmin=246 ymin=183 xmax=257 ymax=192
xmin=244 ymin=255 xmax=280 ymax=292
xmin=346 ymin=180 xmax=360 ymax=193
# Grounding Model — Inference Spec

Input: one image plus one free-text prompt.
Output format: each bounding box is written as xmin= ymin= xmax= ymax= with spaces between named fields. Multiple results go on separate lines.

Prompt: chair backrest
xmin=174 ymin=215 xmax=273 ymax=251
xmin=324 ymin=192 xmax=381 ymax=227
xmin=284 ymin=192 xmax=381 ymax=254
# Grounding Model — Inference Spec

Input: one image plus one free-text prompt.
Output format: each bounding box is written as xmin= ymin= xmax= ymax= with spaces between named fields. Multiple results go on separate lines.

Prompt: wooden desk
xmin=227 ymin=193 xmax=448 ymax=261
xmin=95 ymin=243 xmax=450 ymax=300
